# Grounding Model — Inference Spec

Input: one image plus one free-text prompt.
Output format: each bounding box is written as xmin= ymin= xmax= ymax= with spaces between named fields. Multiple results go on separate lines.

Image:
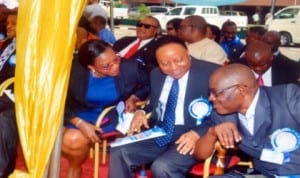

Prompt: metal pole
xmin=47 ymin=120 xmax=63 ymax=178
xmin=270 ymin=0 xmax=277 ymax=15
xmin=110 ymin=0 xmax=114 ymax=34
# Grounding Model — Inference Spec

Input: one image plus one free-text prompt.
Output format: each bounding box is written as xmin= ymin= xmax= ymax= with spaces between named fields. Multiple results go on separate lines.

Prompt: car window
xmin=275 ymin=8 xmax=299 ymax=19
xmin=167 ymin=7 xmax=182 ymax=15
xmin=202 ymin=8 xmax=217 ymax=15
xmin=150 ymin=7 xmax=168 ymax=13
xmin=183 ymin=7 xmax=196 ymax=15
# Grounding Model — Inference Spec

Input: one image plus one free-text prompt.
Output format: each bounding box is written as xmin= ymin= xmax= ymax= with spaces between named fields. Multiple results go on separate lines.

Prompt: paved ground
xmin=113 ymin=25 xmax=300 ymax=62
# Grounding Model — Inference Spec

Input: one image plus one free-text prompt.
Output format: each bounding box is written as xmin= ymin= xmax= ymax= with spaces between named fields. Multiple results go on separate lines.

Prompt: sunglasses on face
xmin=136 ymin=22 xmax=158 ymax=29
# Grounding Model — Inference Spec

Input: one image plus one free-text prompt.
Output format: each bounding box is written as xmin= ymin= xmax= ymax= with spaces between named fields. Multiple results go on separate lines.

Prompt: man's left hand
xmin=175 ymin=130 xmax=200 ymax=155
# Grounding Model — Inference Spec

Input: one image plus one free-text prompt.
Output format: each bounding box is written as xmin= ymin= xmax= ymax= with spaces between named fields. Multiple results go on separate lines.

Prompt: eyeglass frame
xmin=210 ymin=84 xmax=240 ymax=97
xmin=136 ymin=22 xmax=158 ymax=29
xmin=98 ymin=56 xmax=121 ymax=71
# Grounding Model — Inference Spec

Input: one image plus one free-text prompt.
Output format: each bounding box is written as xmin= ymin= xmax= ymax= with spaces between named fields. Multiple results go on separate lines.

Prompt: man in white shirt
xmin=178 ymin=15 xmax=228 ymax=65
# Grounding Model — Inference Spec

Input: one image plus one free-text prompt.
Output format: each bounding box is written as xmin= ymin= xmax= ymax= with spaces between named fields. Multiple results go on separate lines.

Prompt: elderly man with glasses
xmin=113 ymin=16 xmax=161 ymax=74
xmin=194 ymin=64 xmax=300 ymax=177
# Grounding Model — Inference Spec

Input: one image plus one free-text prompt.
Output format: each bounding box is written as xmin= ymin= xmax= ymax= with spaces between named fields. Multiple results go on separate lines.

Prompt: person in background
xmin=206 ymin=24 xmax=221 ymax=43
xmin=220 ymin=21 xmax=244 ymax=62
xmin=178 ymin=15 xmax=228 ymax=65
xmin=243 ymin=40 xmax=300 ymax=86
xmin=238 ymin=26 xmax=267 ymax=59
xmin=0 ymin=1 xmax=17 ymax=46
xmin=165 ymin=18 xmax=182 ymax=36
xmin=194 ymin=63 xmax=300 ymax=177
xmin=109 ymin=35 xmax=221 ymax=178
xmin=113 ymin=16 xmax=161 ymax=73
xmin=0 ymin=11 xmax=17 ymax=83
xmin=0 ymin=10 xmax=18 ymax=178
xmin=83 ymin=0 xmax=108 ymax=21
xmin=62 ymin=40 xmax=150 ymax=178
xmin=90 ymin=15 xmax=116 ymax=45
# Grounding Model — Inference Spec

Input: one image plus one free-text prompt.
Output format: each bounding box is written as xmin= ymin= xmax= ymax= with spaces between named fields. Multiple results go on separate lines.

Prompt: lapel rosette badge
xmin=271 ymin=128 xmax=300 ymax=163
xmin=188 ymin=98 xmax=212 ymax=125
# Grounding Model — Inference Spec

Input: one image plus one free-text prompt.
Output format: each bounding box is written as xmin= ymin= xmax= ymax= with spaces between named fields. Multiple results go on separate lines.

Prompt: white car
xmin=265 ymin=5 xmax=300 ymax=45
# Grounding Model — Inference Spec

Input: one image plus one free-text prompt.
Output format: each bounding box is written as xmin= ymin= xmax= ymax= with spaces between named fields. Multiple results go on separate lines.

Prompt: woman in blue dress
xmin=62 ymin=39 xmax=150 ymax=178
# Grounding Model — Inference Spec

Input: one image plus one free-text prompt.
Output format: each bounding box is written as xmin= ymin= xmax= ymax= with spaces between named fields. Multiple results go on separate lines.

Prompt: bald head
xmin=209 ymin=64 xmax=258 ymax=114
xmin=185 ymin=15 xmax=207 ymax=33
xmin=245 ymin=40 xmax=273 ymax=75
xmin=262 ymin=30 xmax=281 ymax=53
xmin=210 ymin=64 xmax=257 ymax=90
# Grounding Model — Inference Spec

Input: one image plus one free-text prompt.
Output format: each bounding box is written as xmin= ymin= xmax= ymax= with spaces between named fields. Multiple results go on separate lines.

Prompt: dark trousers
xmin=109 ymin=137 xmax=198 ymax=178
xmin=0 ymin=95 xmax=17 ymax=178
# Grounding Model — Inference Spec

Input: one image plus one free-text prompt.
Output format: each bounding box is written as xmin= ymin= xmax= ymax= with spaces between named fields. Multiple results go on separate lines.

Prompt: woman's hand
xmin=128 ymin=110 xmax=149 ymax=135
xmin=125 ymin=95 xmax=140 ymax=112
xmin=71 ymin=117 xmax=102 ymax=143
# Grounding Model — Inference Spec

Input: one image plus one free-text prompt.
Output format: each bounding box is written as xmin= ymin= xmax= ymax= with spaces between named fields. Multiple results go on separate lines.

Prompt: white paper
xmin=4 ymin=89 xmax=15 ymax=102
xmin=110 ymin=126 xmax=166 ymax=147
xmin=116 ymin=112 xmax=134 ymax=134
xmin=260 ymin=148 xmax=284 ymax=165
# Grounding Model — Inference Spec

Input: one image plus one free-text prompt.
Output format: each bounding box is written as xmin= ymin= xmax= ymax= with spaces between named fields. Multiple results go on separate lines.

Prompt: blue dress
xmin=67 ymin=74 xmax=119 ymax=133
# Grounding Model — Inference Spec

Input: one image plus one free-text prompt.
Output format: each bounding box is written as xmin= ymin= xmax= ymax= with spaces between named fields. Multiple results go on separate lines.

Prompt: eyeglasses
xmin=210 ymin=84 xmax=239 ymax=97
xmin=167 ymin=27 xmax=174 ymax=31
xmin=100 ymin=57 xmax=121 ymax=70
xmin=136 ymin=22 xmax=158 ymax=29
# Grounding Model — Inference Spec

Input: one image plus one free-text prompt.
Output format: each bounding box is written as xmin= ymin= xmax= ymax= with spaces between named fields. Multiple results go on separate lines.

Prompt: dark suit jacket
xmin=64 ymin=58 xmax=150 ymax=124
xmin=233 ymin=53 xmax=300 ymax=86
xmin=146 ymin=58 xmax=220 ymax=137
xmin=235 ymin=84 xmax=300 ymax=176
xmin=113 ymin=36 xmax=159 ymax=73
xmin=0 ymin=38 xmax=15 ymax=84
xmin=271 ymin=52 xmax=300 ymax=86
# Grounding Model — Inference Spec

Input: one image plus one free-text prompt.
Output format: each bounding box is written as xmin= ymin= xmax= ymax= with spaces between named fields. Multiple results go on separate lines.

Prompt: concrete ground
xmin=113 ymin=25 xmax=300 ymax=62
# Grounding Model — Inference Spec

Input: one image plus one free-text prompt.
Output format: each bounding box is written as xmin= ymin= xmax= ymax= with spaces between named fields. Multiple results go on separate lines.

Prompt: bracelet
xmin=75 ymin=119 xmax=83 ymax=127
xmin=135 ymin=109 xmax=145 ymax=115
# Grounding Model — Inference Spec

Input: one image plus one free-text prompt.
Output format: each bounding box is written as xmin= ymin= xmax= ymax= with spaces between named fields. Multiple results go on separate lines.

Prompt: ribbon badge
xmin=271 ymin=128 xmax=300 ymax=153
xmin=188 ymin=98 xmax=212 ymax=125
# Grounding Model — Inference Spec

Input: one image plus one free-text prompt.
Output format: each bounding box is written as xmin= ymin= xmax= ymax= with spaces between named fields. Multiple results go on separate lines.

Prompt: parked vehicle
xmin=265 ymin=5 xmax=300 ymax=45
xmin=128 ymin=5 xmax=170 ymax=18
xmin=153 ymin=5 xmax=248 ymax=30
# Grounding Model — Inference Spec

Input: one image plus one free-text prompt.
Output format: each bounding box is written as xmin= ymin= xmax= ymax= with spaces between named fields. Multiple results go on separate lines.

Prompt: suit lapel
xmin=253 ymin=89 xmax=272 ymax=139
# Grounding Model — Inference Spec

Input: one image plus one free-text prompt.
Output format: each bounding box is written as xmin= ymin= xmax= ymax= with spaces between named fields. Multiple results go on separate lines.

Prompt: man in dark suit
xmin=239 ymin=40 xmax=300 ymax=86
xmin=262 ymin=30 xmax=300 ymax=86
xmin=109 ymin=36 xmax=220 ymax=178
xmin=194 ymin=64 xmax=300 ymax=177
xmin=113 ymin=16 xmax=161 ymax=73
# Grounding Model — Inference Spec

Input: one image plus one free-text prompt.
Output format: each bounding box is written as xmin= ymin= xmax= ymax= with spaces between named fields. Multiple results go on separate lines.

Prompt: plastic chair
xmin=189 ymin=142 xmax=251 ymax=177
xmin=0 ymin=77 xmax=14 ymax=96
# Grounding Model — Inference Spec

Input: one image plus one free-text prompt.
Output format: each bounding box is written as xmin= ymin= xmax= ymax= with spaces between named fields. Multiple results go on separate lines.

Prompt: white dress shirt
xmin=158 ymin=71 xmax=189 ymax=125
xmin=118 ymin=38 xmax=153 ymax=58
xmin=238 ymin=89 xmax=260 ymax=135
xmin=253 ymin=67 xmax=272 ymax=87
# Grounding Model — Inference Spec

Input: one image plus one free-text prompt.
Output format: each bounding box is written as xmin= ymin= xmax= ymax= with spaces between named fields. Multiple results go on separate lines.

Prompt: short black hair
xmin=208 ymin=24 xmax=221 ymax=43
xmin=154 ymin=35 xmax=187 ymax=53
xmin=78 ymin=39 xmax=111 ymax=68
xmin=166 ymin=18 xmax=182 ymax=32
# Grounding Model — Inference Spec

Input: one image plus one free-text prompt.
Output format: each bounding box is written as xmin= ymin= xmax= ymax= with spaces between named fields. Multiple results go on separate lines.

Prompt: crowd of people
xmin=0 ymin=1 xmax=300 ymax=178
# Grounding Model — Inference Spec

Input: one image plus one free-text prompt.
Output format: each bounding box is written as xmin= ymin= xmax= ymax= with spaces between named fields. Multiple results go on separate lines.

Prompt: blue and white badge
xmin=116 ymin=101 xmax=125 ymax=122
xmin=271 ymin=128 xmax=300 ymax=153
xmin=8 ymin=54 xmax=16 ymax=66
xmin=188 ymin=98 xmax=212 ymax=125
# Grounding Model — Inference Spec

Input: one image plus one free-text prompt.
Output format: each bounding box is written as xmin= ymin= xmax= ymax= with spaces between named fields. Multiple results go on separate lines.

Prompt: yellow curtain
xmin=9 ymin=0 xmax=86 ymax=177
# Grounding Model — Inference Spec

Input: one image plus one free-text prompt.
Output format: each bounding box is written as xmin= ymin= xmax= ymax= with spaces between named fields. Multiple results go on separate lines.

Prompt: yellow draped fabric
xmin=9 ymin=0 xmax=86 ymax=177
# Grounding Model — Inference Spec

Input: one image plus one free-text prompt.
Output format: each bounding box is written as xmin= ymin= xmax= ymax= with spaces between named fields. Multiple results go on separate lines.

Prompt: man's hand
xmin=128 ymin=110 xmax=149 ymax=135
xmin=211 ymin=121 xmax=242 ymax=148
xmin=175 ymin=130 xmax=200 ymax=155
